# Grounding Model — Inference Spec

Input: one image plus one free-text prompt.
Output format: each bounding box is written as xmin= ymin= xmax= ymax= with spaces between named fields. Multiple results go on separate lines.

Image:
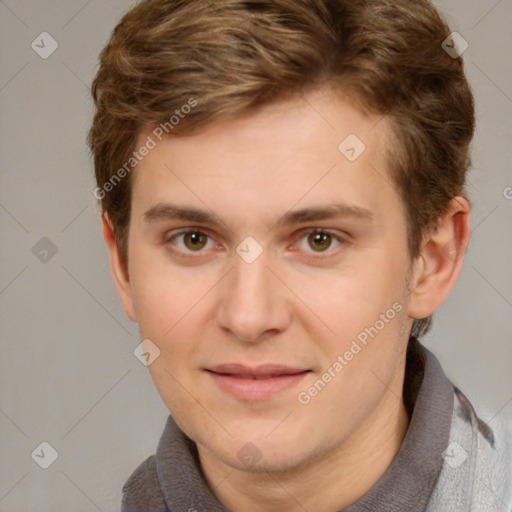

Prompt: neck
xmin=198 ymin=389 xmax=410 ymax=512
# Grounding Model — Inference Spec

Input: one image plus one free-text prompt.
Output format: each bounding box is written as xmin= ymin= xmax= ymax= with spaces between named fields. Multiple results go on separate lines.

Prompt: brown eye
xmin=295 ymin=229 xmax=344 ymax=256
xmin=183 ymin=232 xmax=208 ymax=251
xmin=307 ymin=232 xmax=333 ymax=252
xmin=167 ymin=230 xmax=215 ymax=255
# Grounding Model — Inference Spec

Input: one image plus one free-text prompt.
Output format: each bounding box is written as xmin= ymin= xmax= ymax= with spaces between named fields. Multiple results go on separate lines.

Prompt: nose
xmin=216 ymin=246 xmax=292 ymax=343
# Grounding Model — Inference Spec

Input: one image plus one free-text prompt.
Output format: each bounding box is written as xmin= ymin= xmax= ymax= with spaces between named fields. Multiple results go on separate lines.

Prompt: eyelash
xmin=164 ymin=227 xmax=348 ymax=260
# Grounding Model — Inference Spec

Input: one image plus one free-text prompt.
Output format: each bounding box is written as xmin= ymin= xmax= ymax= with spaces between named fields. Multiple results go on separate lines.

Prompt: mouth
xmin=205 ymin=364 xmax=311 ymax=401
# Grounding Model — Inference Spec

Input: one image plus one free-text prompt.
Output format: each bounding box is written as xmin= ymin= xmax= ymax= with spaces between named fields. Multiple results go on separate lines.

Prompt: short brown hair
xmin=88 ymin=0 xmax=475 ymax=337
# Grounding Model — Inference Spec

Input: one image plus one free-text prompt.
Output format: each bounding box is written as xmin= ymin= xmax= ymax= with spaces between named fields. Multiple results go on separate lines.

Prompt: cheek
xmin=299 ymin=300 xmax=409 ymax=423
xmin=305 ymin=262 xmax=410 ymax=396
xmin=129 ymin=247 xmax=208 ymax=338
xmin=138 ymin=303 xmax=204 ymax=419
xmin=312 ymin=259 xmax=407 ymax=339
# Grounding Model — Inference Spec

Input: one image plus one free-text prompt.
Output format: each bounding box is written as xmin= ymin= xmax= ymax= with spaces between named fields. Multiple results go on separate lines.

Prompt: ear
xmin=102 ymin=214 xmax=137 ymax=322
xmin=407 ymin=197 xmax=471 ymax=320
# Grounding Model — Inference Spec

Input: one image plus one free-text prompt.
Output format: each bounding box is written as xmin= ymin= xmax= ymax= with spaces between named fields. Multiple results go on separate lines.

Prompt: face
xmin=118 ymin=88 xmax=416 ymax=472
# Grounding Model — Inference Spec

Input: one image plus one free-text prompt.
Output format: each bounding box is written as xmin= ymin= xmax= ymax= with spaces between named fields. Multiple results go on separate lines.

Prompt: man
xmin=88 ymin=0 xmax=511 ymax=510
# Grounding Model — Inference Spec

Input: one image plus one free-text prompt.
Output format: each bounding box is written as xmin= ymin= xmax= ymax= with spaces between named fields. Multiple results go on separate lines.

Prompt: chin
xmin=220 ymin=445 xmax=312 ymax=474
xmin=198 ymin=424 xmax=326 ymax=475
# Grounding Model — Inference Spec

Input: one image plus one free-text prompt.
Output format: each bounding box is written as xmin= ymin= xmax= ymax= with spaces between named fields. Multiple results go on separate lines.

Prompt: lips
xmin=205 ymin=364 xmax=310 ymax=401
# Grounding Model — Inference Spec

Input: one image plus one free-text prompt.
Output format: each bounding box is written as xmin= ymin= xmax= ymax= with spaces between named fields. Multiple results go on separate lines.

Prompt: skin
xmin=103 ymin=88 xmax=470 ymax=512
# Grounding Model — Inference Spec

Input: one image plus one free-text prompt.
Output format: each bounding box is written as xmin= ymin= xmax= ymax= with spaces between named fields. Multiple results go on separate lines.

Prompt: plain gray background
xmin=1 ymin=0 xmax=511 ymax=510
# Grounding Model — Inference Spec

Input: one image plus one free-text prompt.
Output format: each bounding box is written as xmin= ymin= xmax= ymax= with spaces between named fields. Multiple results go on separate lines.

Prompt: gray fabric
xmin=426 ymin=390 xmax=512 ymax=511
xmin=121 ymin=343 xmax=511 ymax=511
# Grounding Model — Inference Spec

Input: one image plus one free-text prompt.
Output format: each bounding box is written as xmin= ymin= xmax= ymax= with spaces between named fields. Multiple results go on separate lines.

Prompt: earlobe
xmin=101 ymin=214 xmax=137 ymax=322
xmin=407 ymin=197 xmax=471 ymax=321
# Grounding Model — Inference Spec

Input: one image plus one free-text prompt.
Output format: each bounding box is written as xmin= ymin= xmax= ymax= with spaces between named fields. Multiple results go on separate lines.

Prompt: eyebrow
xmin=143 ymin=202 xmax=374 ymax=229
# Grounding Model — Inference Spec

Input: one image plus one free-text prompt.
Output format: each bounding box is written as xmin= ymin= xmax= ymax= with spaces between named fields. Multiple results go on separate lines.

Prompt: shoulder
xmin=121 ymin=455 xmax=169 ymax=512
xmin=468 ymin=407 xmax=512 ymax=511
xmin=427 ymin=387 xmax=512 ymax=512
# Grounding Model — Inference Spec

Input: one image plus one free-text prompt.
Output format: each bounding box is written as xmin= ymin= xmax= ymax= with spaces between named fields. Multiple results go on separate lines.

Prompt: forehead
xmin=130 ymin=88 xmax=403 ymax=230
